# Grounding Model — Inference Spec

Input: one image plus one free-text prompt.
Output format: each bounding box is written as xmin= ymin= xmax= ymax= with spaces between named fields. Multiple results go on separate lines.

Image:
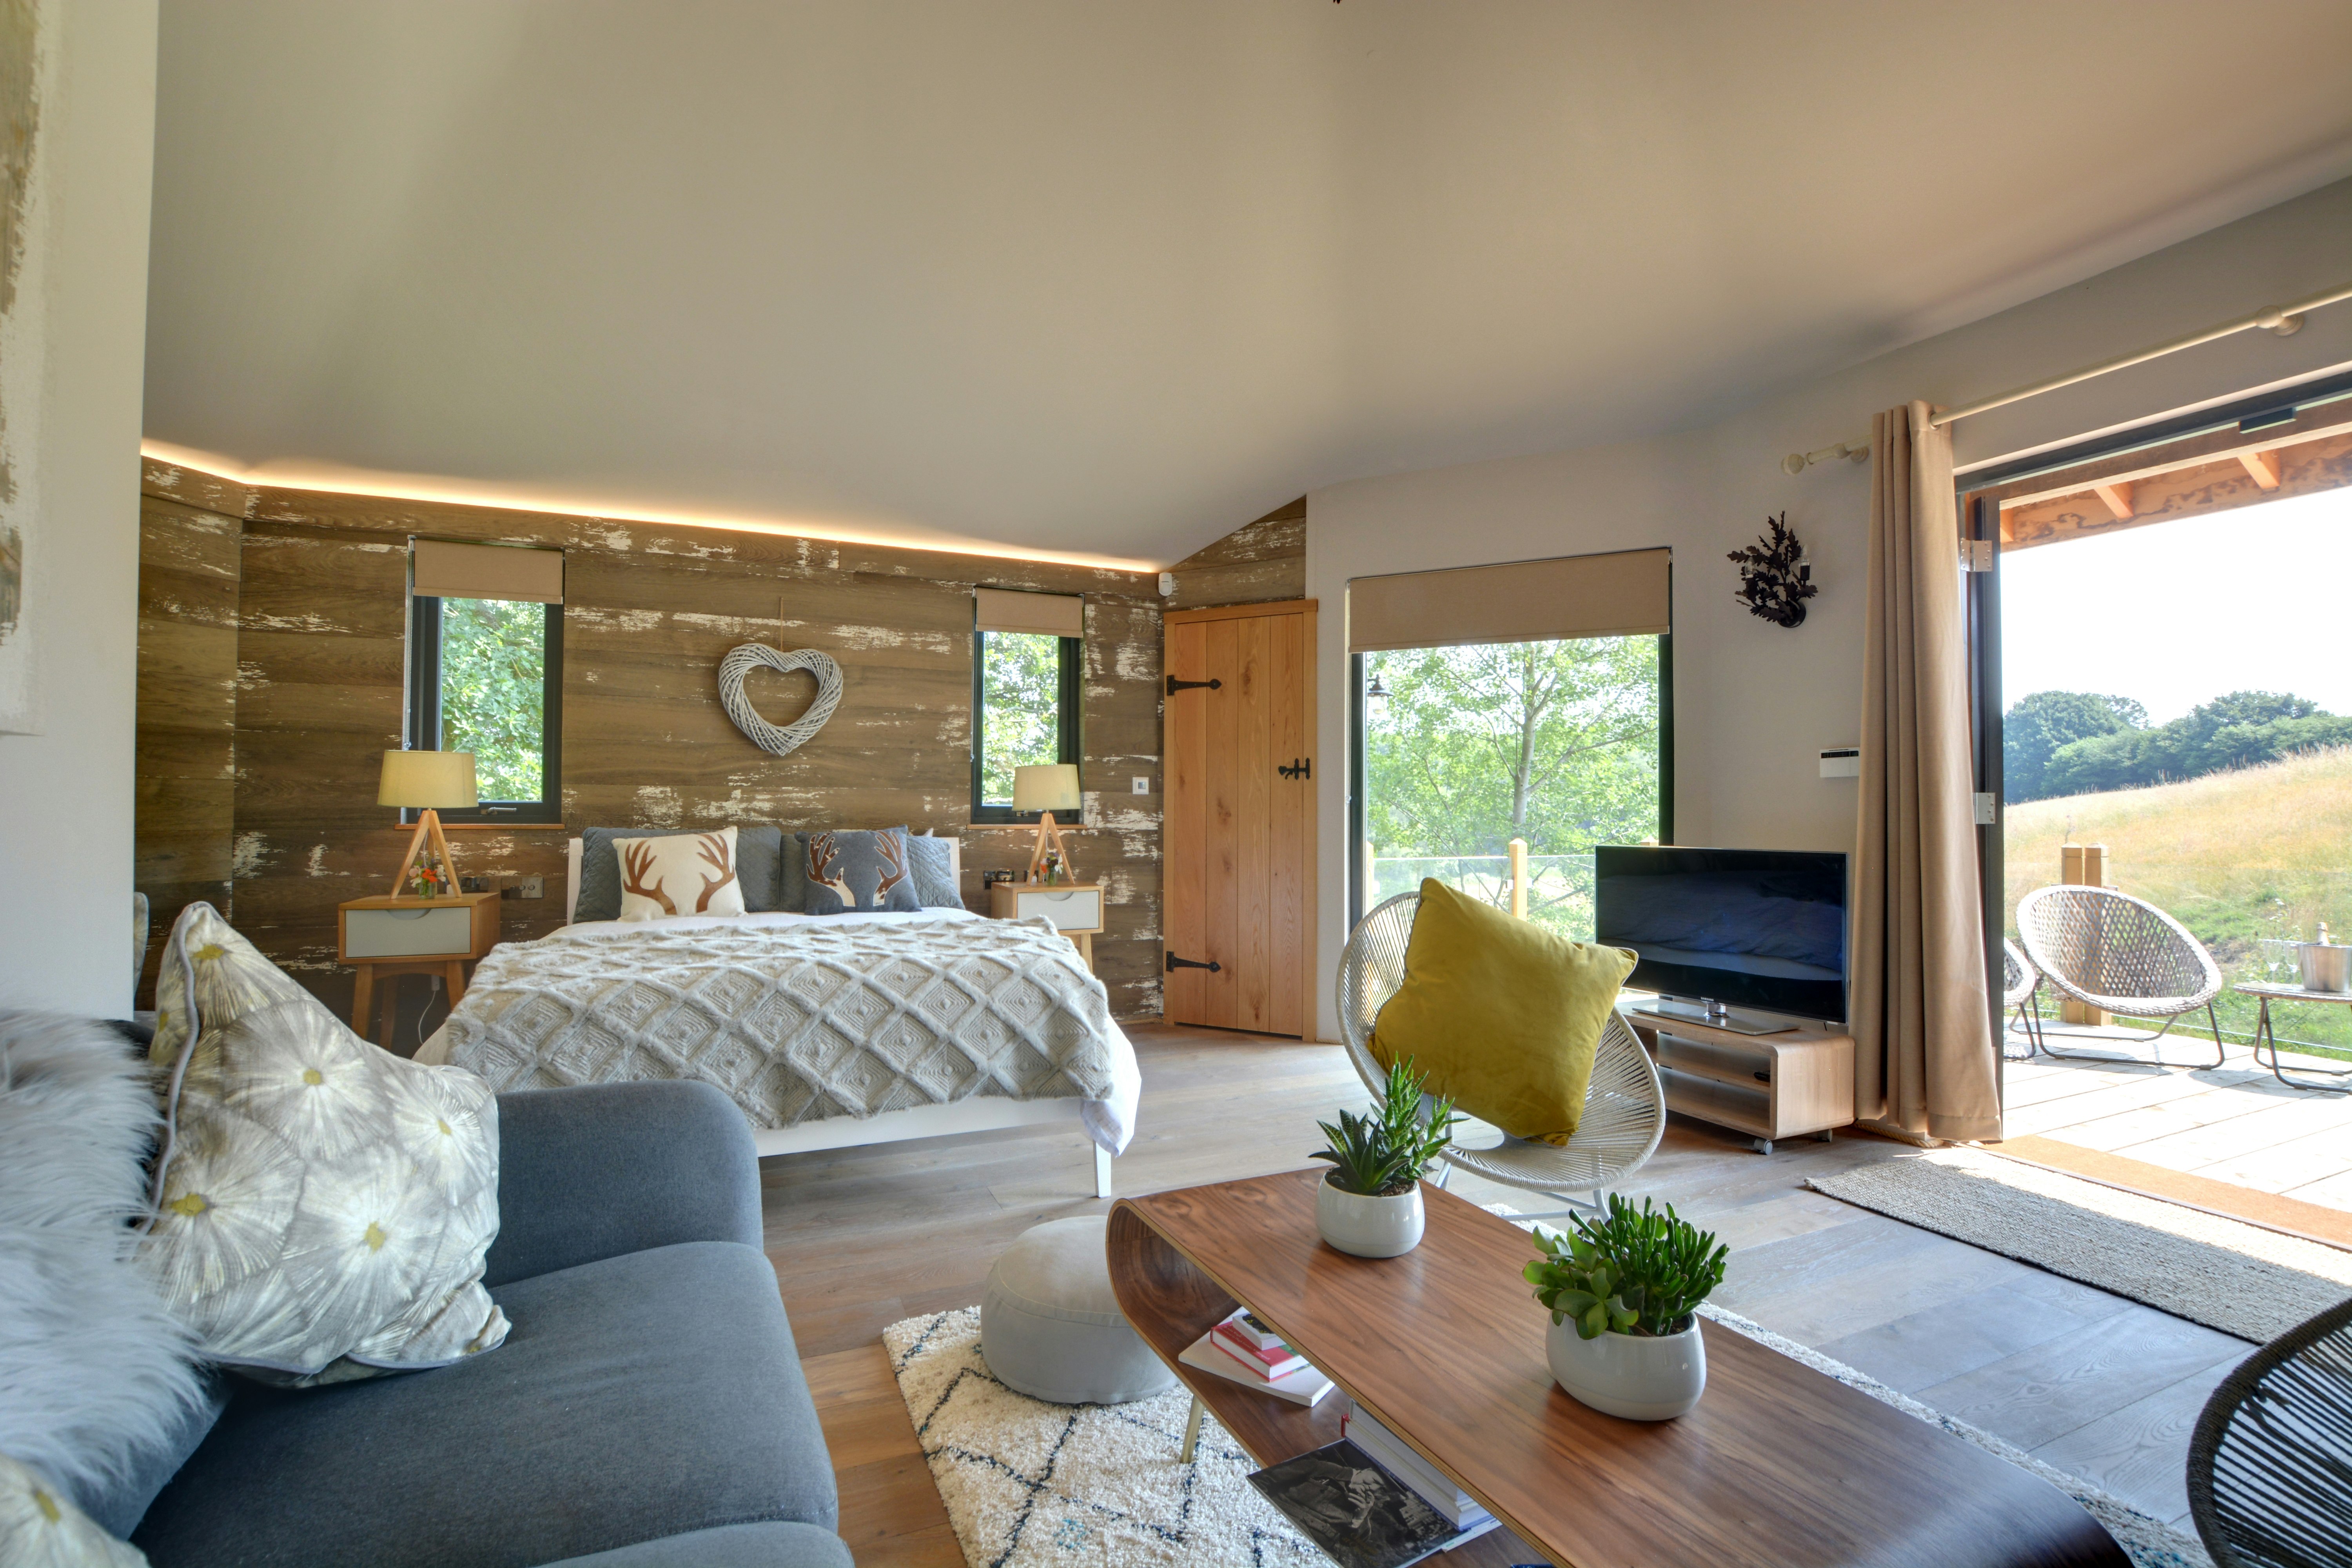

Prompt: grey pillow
xmin=578 ymin=825 xmax=782 ymax=920
xmin=902 ymin=828 xmax=962 ymax=909
xmin=795 ymin=829 xmax=922 ymax=915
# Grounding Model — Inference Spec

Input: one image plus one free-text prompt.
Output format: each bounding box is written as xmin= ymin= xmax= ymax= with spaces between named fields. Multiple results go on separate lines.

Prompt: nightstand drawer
xmin=1002 ymin=886 xmax=1102 ymax=931
xmin=343 ymin=905 xmax=477 ymax=958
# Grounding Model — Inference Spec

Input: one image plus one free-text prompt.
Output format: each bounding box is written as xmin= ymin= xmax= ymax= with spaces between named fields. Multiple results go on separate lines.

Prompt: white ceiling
xmin=143 ymin=1 xmax=2352 ymax=568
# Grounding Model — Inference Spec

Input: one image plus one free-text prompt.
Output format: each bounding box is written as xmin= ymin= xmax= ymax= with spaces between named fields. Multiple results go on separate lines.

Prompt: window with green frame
xmin=971 ymin=626 xmax=1080 ymax=821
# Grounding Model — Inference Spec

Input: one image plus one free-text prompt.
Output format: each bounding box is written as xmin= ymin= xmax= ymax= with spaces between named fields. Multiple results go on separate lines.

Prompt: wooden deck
xmin=2005 ymin=1032 xmax=2352 ymax=1212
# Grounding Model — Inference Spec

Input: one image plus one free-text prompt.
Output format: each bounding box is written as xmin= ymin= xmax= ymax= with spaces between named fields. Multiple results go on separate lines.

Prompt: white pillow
xmin=0 ymin=1452 xmax=147 ymax=1567
xmin=142 ymin=904 xmax=508 ymax=1387
xmin=614 ymin=827 xmax=747 ymax=921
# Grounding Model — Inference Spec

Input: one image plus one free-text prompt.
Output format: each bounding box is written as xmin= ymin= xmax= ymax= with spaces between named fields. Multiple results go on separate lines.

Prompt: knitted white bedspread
xmin=432 ymin=913 xmax=1132 ymax=1150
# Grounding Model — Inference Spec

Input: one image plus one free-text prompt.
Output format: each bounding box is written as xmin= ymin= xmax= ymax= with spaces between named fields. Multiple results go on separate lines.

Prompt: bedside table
xmin=989 ymin=882 xmax=1104 ymax=970
xmin=338 ymin=891 xmax=500 ymax=1049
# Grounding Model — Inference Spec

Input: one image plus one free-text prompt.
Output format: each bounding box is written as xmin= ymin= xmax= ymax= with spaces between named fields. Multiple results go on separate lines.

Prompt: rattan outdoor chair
xmin=2001 ymin=938 xmax=2044 ymax=1061
xmin=1336 ymin=891 xmax=1665 ymax=1220
xmin=2014 ymin=884 xmax=2226 ymax=1069
xmin=2187 ymin=1292 xmax=2352 ymax=1568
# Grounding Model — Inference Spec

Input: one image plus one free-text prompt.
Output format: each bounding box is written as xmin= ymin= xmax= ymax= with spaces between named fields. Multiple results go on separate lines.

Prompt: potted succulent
xmin=1309 ymin=1060 xmax=1462 ymax=1258
xmin=1524 ymin=1195 xmax=1730 ymax=1420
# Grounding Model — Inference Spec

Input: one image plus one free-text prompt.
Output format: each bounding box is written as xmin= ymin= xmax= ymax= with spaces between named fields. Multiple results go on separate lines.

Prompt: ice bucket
xmin=2297 ymin=942 xmax=2352 ymax=994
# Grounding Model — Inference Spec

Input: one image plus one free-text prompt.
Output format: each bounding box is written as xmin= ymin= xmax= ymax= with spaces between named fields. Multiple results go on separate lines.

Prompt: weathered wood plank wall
xmin=1164 ymin=496 xmax=1305 ymax=610
xmin=136 ymin=459 xmax=1167 ymax=1023
xmin=134 ymin=494 xmax=243 ymax=1001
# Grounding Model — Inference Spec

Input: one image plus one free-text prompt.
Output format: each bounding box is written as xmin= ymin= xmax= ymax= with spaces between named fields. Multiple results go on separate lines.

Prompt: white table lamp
xmin=1013 ymin=763 xmax=1082 ymax=883
xmin=379 ymin=749 xmax=477 ymax=897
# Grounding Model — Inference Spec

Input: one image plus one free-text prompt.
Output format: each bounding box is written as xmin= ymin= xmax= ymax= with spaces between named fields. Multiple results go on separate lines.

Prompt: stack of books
xmin=1339 ymin=1403 xmax=1497 ymax=1538
xmin=1176 ymin=1308 xmax=1334 ymax=1406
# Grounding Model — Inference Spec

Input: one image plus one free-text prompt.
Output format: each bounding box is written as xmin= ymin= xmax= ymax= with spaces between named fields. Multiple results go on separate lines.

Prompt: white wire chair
xmin=2015 ymin=884 xmax=2225 ymax=1069
xmin=2001 ymin=938 xmax=2044 ymax=1060
xmin=1337 ymin=891 xmax=1665 ymax=1220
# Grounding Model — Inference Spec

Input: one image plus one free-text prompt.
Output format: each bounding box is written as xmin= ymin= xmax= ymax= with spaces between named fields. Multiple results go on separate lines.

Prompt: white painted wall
xmin=0 ymin=2 xmax=160 ymax=1014
xmin=1308 ymin=177 xmax=2352 ymax=1041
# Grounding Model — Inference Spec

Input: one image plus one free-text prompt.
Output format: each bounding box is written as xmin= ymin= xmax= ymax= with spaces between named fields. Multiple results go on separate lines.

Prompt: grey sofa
xmin=122 ymin=1080 xmax=853 ymax=1568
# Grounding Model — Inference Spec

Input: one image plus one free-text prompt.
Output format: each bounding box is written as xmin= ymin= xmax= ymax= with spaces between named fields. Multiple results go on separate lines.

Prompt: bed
xmin=417 ymin=837 xmax=1135 ymax=1196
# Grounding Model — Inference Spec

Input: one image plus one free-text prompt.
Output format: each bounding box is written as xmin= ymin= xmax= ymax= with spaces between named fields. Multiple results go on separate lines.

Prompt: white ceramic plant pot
xmin=1545 ymin=1316 xmax=1706 ymax=1421
xmin=1315 ymin=1176 xmax=1425 ymax=1258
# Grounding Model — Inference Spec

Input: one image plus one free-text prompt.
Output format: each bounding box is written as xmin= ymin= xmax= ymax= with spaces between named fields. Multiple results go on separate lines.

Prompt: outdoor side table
xmin=2232 ymin=982 xmax=2352 ymax=1092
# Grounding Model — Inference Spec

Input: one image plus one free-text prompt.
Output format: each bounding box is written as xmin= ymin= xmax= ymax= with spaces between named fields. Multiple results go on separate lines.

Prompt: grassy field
xmin=2005 ymin=746 xmax=2352 ymax=1058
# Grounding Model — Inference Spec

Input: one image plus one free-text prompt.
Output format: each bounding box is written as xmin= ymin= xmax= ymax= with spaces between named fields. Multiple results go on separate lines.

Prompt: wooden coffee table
xmin=1107 ymin=1169 xmax=2126 ymax=1568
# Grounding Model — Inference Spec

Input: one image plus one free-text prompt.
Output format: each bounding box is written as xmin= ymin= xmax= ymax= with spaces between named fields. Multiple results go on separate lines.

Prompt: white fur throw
xmin=0 ymin=1014 xmax=205 ymax=1523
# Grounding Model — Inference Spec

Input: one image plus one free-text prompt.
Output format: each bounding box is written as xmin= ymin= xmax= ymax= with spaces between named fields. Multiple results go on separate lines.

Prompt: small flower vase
xmin=1315 ymin=1174 xmax=1425 ymax=1258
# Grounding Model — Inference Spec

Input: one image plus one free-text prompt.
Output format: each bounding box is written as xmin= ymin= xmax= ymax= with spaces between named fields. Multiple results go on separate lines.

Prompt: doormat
xmin=1805 ymin=1147 xmax=2352 ymax=1343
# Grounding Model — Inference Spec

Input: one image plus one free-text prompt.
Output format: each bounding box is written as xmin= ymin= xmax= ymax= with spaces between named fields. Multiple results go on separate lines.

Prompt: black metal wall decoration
xmin=1728 ymin=512 xmax=1817 ymax=628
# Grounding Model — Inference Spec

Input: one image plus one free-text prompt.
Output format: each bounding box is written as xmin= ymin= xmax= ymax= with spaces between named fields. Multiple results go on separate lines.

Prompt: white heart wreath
xmin=718 ymin=644 xmax=844 ymax=757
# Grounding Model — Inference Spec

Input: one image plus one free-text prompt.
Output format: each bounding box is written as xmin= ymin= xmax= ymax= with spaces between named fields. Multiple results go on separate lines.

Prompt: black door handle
xmin=1166 ymin=676 xmax=1222 ymax=695
xmin=1278 ymin=758 xmax=1310 ymax=780
xmin=1166 ymin=952 xmax=1221 ymax=973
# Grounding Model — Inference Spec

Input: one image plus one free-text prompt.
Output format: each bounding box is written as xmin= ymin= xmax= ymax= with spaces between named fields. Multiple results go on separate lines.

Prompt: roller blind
xmin=1347 ymin=547 xmax=1669 ymax=653
xmin=412 ymin=540 xmax=565 ymax=604
xmin=975 ymin=587 xmax=1083 ymax=638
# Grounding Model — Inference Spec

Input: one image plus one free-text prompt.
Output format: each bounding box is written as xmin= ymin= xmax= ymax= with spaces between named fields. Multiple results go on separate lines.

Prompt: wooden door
xmin=1164 ymin=599 xmax=1316 ymax=1036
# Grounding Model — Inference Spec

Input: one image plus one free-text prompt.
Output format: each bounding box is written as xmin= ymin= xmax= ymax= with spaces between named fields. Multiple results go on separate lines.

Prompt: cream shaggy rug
xmin=1805 ymin=1147 xmax=2352 ymax=1343
xmin=886 ymin=1296 xmax=2210 ymax=1568
xmin=883 ymin=1307 xmax=1321 ymax=1566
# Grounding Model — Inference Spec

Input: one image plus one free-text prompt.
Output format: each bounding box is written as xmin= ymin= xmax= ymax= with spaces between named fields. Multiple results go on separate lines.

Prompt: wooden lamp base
xmin=1026 ymin=811 xmax=1077 ymax=884
xmin=390 ymin=807 xmax=459 ymax=897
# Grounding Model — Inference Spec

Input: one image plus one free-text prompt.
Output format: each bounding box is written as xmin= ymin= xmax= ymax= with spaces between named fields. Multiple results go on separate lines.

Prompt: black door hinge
xmin=1165 ymin=952 xmax=1222 ymax=973
xmin=1166 ymin=675 xmax=1222 ymax=695
xmin=1278 ymin=757 xmax=1310 ymax=780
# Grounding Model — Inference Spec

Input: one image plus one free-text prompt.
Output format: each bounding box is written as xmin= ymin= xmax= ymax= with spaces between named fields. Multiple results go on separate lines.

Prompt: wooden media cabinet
xmin=1624 ymin=1006 xmax=1855 ymax=1154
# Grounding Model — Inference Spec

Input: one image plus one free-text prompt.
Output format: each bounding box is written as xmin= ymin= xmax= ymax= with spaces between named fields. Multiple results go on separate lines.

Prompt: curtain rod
xmin=1927 ymin=278 xmax=2352 ymax=430
xmin=1782 ymin=278 xmax=2352 ymax=470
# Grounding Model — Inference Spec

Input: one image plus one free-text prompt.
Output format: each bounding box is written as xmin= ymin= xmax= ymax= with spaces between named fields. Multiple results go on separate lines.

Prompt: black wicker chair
xmin=2187 ymin=1293 xmax=2352 ymax=1568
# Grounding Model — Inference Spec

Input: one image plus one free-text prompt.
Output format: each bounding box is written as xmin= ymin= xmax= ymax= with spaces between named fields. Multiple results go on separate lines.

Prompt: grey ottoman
xmin=980 ymin=1216 xmax=1179 ymax=1405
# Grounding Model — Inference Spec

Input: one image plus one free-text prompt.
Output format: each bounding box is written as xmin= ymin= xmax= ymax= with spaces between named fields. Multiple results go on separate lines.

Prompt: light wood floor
xmin=2007 ymin=1040 xmax=2352 ymax=1210
xmin=762 ymin=1025 xmax=2258 ymax=1564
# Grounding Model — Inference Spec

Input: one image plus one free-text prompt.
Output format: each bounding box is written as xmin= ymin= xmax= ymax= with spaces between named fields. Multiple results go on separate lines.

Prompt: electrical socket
xmin=1131 ymin=776 xmax=1151 ymax=794
xmin=502 ymin=876 xmax=546 ymax=900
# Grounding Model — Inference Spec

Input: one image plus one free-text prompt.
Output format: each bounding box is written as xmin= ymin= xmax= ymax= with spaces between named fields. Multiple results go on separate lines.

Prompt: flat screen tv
xmin=1593 ymin=846 xmax=1848 ymax=1025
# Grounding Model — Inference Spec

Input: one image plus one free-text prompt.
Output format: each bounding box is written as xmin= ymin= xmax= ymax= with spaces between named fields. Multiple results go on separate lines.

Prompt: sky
xmin=2001 ymin=482 xmax=2352 ymax=724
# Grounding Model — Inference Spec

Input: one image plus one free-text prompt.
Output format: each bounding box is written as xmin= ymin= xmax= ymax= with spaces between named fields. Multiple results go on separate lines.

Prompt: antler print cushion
xmin=141 ymin=902 xmax=508 ymax=1386
xmin=613 ymin=828 xmax=746 ymax=922
xmin=797 ymin=828 xmax=922 ymax=915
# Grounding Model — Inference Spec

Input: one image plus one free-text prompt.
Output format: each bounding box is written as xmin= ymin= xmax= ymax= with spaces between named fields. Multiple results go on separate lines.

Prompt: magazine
xmin=1247 ymin=1441 xmax=1499 ymax=1568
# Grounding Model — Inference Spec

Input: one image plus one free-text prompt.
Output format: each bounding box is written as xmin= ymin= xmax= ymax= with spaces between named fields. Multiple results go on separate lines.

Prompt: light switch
xmin=1131 ymin=776 xmax=1151 ymax=795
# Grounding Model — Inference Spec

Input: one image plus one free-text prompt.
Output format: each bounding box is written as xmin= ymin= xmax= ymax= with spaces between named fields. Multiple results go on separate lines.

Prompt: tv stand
xmin=1645 ymin=997 xmax=1796 ymax=1036
xmin=1623 ymin=1005 xmax=1855 ymax=1154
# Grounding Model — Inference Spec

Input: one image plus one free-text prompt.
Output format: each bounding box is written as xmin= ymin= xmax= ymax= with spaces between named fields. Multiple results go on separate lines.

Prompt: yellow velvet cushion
xmin=1370 ymin=878 xmax=1637 ymax=1145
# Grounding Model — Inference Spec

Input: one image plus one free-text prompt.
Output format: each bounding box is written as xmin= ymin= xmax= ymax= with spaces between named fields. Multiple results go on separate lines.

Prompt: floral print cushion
xmin=142 ymin=903 xmax=508 ymax=1386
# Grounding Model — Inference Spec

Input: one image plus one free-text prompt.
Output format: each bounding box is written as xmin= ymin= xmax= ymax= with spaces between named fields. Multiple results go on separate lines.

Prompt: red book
xmin=1214 ymin=1324 xmax=1309 ymax=1380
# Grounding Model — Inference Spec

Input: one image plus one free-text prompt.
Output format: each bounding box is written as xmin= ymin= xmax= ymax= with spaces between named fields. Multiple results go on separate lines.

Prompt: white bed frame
xmin=564 ymin=835 xmax=1113 ymax=1199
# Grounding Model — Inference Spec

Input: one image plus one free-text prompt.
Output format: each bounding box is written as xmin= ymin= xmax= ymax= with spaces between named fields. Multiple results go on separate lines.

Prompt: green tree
xmin=2040 ymin=690 xmax=2341 ymax=799
xmin=1365 ymin=636 xmax=1660 ymax=929
xmin=439 ymin=597 xmax=545 ymax=801
xmin=2003 ymin=690 xmax=2145 ymax=802
xmin=979 ymin=630 xmax=1062 ymax=803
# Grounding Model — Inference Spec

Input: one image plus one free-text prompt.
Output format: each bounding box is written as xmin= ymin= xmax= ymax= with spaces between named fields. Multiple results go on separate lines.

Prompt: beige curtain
xmin=1852 ymin=401 xmax=2000 ymax=1142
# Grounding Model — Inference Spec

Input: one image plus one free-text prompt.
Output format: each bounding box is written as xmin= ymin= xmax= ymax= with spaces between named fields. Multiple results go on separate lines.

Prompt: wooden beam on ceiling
xmin=2093 ymin=480 xmax=2135 ymax=521
xmin=1984 ymin=428 xmax=2352 ymax=553
xmin=2238 ymin=448 xmax=2281 ymax=490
